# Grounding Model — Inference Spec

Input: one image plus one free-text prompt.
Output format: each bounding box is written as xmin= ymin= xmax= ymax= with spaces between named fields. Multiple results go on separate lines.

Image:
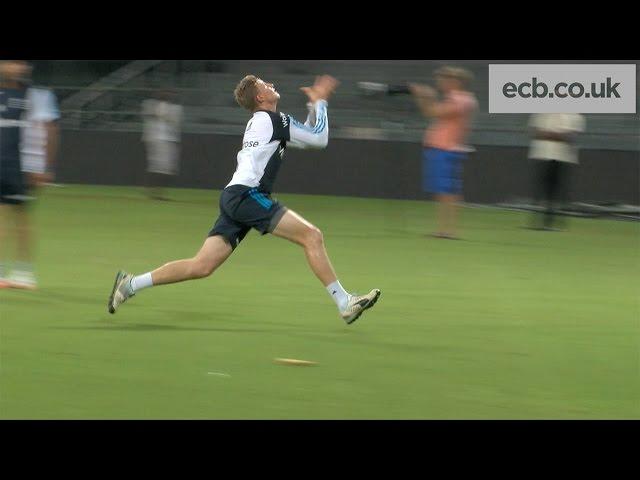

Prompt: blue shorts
xmin=0 ymin=167 xmax=28 ymax=205
xmin=208 ymin=185 xmax=288 ymax=250
xmin=423 ymin=148 xmax=466 ymax=195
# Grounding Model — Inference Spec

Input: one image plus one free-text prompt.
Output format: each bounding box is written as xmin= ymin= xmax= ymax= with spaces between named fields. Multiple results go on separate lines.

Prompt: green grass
xmin=1 ymin=185 xmax=638 ymax=419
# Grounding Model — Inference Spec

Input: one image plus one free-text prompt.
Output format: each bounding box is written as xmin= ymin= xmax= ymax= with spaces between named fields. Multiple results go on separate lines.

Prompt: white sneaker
xmin=341 ymin=289 xmax=381 ymax=324
xmin=7 ymin=270 xmax=38 ymax=290
xmin=108 ymin=270 xmax=135 ymax=314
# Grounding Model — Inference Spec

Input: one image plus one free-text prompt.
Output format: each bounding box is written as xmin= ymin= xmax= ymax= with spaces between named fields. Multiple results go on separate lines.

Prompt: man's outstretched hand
xmin=408 ymin=83 xmax=436 ymax=99
xmin=301 ymin=75 xmax=340 ymax=103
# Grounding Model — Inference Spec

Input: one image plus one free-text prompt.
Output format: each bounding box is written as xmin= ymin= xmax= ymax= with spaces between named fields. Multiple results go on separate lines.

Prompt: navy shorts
xmin=0 ymin=168 xmax=28 ymax=205
xmin=423 ymin=148 xmax=466 ymax=195
xmin=208 ymin=185 xmax=288 ymax=249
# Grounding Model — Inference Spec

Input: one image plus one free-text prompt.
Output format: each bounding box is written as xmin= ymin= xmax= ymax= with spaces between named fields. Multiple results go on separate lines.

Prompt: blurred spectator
xmin=22 ymin=86 xmax=60 ymax=189
xmin=0 ymin=60 xmax=58 ymax=290
xmin=141 ymin=89 xmax=183 ymax=200
xmin=409 ymin=66 xmax=477 ymax=239
xmin=528 ymin=113 xmax=586 ymax=231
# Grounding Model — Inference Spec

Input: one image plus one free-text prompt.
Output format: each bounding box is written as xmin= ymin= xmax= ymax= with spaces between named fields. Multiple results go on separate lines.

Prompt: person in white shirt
xmin=108 ymin=75 xmax=381 ymax=325
xmin=22 ymin=86 xmax=60 ymax=188
xmin=141 ymin=89 xmax=183 ymax=200
xmin=528 ymin=113 xmax=586 ymax=230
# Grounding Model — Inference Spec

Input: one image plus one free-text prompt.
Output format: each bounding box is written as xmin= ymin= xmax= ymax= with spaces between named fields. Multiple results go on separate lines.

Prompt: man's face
xmin=255 ymin=78 xmax=280 ymax=105
xmin=0 ymin=61 xmax=31 ymax=83
xmin=436 ymin=75 xmax=461 ymax=93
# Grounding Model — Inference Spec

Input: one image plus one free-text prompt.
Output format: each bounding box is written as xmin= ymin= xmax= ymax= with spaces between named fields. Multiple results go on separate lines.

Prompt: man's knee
xmin=191 ymin=257 xmax=216 ymax=279
xmin=303 ymin=225 xmax=324 ymax=249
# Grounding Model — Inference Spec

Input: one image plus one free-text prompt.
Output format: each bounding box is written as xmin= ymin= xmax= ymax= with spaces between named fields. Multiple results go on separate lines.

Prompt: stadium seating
xmin=36 ymin=60 xmax=639 ymax=151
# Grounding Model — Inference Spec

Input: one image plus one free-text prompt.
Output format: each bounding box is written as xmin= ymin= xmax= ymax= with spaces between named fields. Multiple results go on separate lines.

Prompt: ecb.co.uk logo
xmin=489 ymin=64 xmax=636 ymax=113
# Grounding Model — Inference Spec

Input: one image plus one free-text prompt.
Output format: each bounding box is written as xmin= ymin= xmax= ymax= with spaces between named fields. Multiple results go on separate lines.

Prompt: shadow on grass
xmin=9 ymin=289 xmax=103 ymax=307
xmin=0 ymin=292 xmax=53 ymax=305
xmin=49 ymin=323 xmax=273 ymax=333
xmin=48 ymin=191 xmax=216 ymax=207
xmin=464 ymin=239 xmax=550 ymax=249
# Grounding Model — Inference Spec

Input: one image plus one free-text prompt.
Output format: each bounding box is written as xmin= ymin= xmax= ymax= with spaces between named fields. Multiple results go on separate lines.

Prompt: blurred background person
xmin=0 ymin=60 xmax=54 ymax=290
xmin=409 ymin=66 xmax=477 ymax=240
xmin=528 ymin=113 xmax=586 ymax=231
xmin=141 ymin=89 xmax=183 ymax=201
xmin=22 ymin=86 xmax=60 ymax=191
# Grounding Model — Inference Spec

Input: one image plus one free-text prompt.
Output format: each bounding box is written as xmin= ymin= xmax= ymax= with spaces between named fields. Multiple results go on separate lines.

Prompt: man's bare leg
xmin=442 ymin=194 xmax=460 ymax=238
xmin=0 ymin=205 xmax=11 ymax=285
xmin=434 ymin=194 xmax=447 ymax=236
xmin=433 ymin=194 xmax=460 ymax=238
xmin=150 ymin=235 xmax=233 ymax=286
xmin=13 ymin=205 xmax=32 ymax=264
xmin=2 ymin=204 xmax=38 ymax=289
xmin=271 ymin=209 xmax=337 ymax=286
xmin=271 ymin=209 xmax=380 ymax=323
xmin=108 ymin=235 xmax=233 ymax=313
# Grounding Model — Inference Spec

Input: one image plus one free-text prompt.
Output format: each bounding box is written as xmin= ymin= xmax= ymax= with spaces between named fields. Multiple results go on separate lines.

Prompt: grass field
xmin=1 ymin=185 xmax=638 ymax=419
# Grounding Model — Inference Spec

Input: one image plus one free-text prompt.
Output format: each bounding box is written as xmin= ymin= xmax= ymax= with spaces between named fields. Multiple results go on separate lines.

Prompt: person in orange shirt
xmin=410 ymin=67 xmax=477 ymax=239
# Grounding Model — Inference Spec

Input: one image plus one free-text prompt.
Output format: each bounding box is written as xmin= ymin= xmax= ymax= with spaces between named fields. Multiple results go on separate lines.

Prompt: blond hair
xmin=234 ymin=75 xmax=259 ymax=111
xmin=435 ymin=66 xmax=474 ymax=89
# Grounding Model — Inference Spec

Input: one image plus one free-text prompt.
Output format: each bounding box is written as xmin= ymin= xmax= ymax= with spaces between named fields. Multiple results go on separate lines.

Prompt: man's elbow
xmin=316 ymin=138 xmax=329 ymax=149
xmin=307 ymin=135 xmax=329 ymax=149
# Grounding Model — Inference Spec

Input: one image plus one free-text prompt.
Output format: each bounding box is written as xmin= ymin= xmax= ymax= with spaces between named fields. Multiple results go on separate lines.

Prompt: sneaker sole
xmin=107 ymin=271 xmax=123 ymax=314
xmin=346 ymin=289 xmax=381 ymax=325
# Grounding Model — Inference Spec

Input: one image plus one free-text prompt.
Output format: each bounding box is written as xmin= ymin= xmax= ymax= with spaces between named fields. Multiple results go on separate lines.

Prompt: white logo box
xmin=489 ymin=64 xmax=637 ymax=113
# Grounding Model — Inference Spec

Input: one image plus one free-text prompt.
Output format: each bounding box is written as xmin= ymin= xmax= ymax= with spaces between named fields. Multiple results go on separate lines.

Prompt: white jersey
xmin=529 ymin=113 xmax=586 ymax=164
xmin=142 ymin=99 xmax=183 ymax=143
xmin=227 ymin=99 xmax=329 ymax=193
xmin=21 ymin=87 xmax=60 ymax=173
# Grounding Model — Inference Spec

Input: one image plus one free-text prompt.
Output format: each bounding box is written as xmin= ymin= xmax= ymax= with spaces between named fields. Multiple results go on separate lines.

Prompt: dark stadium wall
xmin=57 ymin=130 xmax=640 ymax=205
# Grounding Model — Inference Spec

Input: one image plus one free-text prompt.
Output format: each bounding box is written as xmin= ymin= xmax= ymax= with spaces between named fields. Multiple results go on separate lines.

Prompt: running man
xmin=108 ymin=75 xmax=381 ymax=324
